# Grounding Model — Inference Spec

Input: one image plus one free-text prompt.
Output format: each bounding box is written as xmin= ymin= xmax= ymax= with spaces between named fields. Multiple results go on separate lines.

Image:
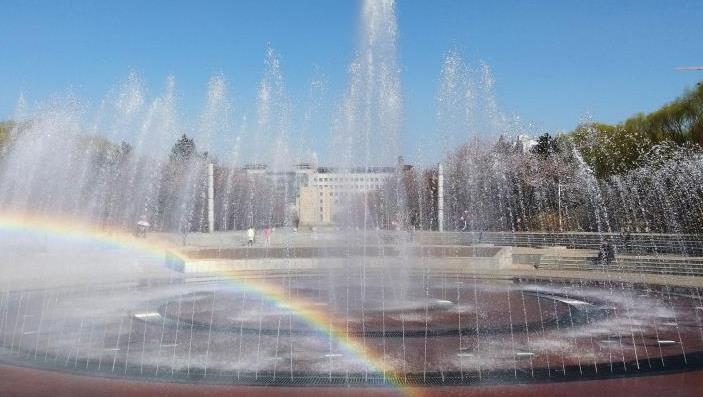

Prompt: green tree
xmin=0 ymin=120 xmax=16 ymax=155
xmin=530 ymin=133 xmax=560 ymax=159
xmin=570 ymin=81 xmax=702 ymax=178
xmin=169 ymin=134 xmax=197 ymax=162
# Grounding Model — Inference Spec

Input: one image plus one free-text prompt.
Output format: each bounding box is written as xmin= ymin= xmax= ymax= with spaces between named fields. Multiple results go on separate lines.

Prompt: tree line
xmin=1 ymin=80 xmax=701 ymax=234
xmin=421 ymin=80 xmax=703 ymax=233
xmin=572 ymin=81 xmax=702 ymax=179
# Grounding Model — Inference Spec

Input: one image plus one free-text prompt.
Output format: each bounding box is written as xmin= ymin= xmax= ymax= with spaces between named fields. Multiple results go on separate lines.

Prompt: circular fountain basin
xmin=1 ymin=270 xmax=702 ymax=390
xmin=1 ymin=242 xmax=703 ymax=396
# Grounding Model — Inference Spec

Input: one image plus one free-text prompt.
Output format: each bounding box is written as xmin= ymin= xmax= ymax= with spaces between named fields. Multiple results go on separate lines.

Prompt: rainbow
xmin=0 ymin=210 xmax=424 ymax=397
xmin=0 ymin=211 xmax=186 ymax=262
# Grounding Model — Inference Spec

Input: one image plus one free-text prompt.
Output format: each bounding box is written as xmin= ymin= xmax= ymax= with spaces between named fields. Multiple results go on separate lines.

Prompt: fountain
xmin=1 ymin=1 xmax=703 ymax=396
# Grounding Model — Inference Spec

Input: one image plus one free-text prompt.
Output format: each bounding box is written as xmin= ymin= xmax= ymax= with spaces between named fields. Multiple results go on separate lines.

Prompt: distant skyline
xmin=1 ymin=0 xmax=702 ymax=160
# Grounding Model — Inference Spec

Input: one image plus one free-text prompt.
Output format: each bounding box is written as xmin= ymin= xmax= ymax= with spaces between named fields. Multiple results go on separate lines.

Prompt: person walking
xmin=246 ymin=227 xmax=255 ymax=246
xmin=605 ymin=240 xmax=616 ymax=264
xmin=136 ymin=215 xmax=150 ymax=238
xmin=263 ymin=226 xmax=272 ymax=247
xmin=595 ymin=239 xmax=616 ymax=266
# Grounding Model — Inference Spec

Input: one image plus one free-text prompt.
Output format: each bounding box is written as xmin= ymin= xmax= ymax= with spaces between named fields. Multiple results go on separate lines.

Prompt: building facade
xmin=242 ymin=162 xmax=406 ymax=227
xmin=296 ymin=166 xmax=398 ymax=226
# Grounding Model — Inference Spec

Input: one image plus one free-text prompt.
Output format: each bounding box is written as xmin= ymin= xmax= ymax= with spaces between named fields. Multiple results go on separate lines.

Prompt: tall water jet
xmin=0 ymin=95 xmax=84 ymax=217
xmin=255 ymin=46 xmax=291 ymax=171
xmin=195 ymin=74 xmax=234 ymax=232
xmin=333 ymin=0 xmax=402 ymax=169
xmin=298 ymin=70 xmax=328 ymax=164
xmin=117 ymin=75 xmax=179 ymax=229
xmin=198 ymin=74 xmax=233 ymax=151
xmin=437 ymin=50 xmax=470 ymax=155
xmin=436 ymin=50 xmax=510 ymax=154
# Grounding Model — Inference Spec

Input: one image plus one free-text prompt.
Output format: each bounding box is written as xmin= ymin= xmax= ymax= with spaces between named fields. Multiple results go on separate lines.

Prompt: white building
xmin=242 ymin=161 xmax=406 ymax=226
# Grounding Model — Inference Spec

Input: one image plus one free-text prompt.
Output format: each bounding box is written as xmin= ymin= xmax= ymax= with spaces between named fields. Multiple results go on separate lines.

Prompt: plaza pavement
xmin=2 ymin=229 xmax=703 ymax=292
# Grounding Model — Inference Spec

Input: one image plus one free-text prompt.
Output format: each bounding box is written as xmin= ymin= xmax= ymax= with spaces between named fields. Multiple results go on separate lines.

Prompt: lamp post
xmin=557 ymin=180 xmax=562 ymax=232
xmin=207 ymin=163 xmax=215 ymax=233
xmin=438 ymin=163 xmax=444 ymax=232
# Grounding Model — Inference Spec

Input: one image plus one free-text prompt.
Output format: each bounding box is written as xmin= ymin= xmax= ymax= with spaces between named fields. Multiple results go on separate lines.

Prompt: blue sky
xmin=1 ymin=0 xmax=702 ymax=157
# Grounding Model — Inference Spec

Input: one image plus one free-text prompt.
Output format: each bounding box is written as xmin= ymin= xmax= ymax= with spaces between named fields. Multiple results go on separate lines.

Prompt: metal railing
xmin=413 ymin=231 xmax=703 ymax=256
xmin=536 ymin=253 xmax=703 ymax=277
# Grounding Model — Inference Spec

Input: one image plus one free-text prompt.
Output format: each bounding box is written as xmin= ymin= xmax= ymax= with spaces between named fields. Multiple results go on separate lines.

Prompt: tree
xmin=570 ymin=80 xmax=703 ymax=178
xmin=0 ymin=120 xmax=16 ymax=156
xmin=169 ymin=134 xmax=197 ymax=163
xmin=530 ymin=133 xmax=559 ymax=159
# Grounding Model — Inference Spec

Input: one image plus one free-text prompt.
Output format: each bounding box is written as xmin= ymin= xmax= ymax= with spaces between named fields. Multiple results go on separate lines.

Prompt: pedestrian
xmin=136 ymin=215 xmax=150 ymax=238
xmin=605 ymin=240 xmax=616 ymax=264
xmin=620 ymin=229 xmax=632 ymax=252
xmin=595 ymin=239 xmax=616 ymax=266
xmin=263 ymin=226 xmax=272 ymax=247
xmin=595 ymin=242 xmax=607 ymax=265
xmin=247 ymin=227 xmax=255 ymax=246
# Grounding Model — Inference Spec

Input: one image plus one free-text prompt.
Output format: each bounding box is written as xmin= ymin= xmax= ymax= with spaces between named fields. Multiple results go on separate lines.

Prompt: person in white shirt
xmin=246 ymin=227 xmax=255 ymax=246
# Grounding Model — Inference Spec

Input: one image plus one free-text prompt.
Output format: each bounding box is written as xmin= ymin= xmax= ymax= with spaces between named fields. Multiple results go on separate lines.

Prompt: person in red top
xmin=263 ymin=226 xmax=272 ymax=247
